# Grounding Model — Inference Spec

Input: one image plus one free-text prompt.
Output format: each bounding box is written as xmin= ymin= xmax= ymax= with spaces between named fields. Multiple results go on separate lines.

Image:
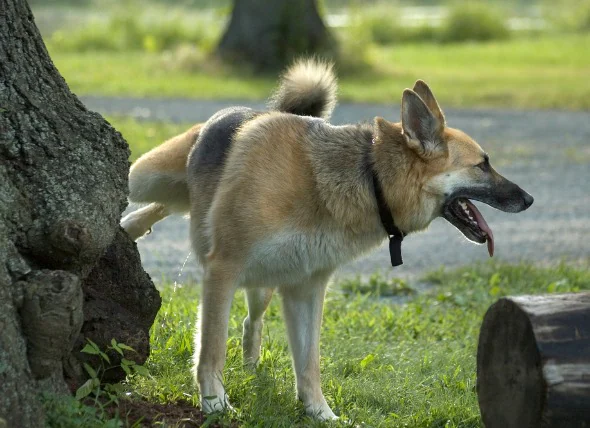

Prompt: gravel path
xmin=81 ymin=96 xmax=590 ymax=284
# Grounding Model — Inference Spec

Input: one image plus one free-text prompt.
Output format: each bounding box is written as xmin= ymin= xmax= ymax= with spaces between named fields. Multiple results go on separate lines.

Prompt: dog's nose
xmin=523 ymin=192 xmax=534 ymax=209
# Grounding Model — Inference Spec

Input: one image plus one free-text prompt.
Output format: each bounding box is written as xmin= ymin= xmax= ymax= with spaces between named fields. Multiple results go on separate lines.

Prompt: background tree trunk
xmin=477 ymin=293 xmax=590 ymax=428
xmin=0 ymin=0 xmax=160 ymax=426
xmin=216 ymin=0 xmax=336 ymax=71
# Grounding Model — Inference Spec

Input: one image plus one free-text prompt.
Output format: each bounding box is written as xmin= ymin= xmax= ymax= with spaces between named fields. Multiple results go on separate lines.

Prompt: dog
xmin=121 ymin=58 xmax=533 ymax=420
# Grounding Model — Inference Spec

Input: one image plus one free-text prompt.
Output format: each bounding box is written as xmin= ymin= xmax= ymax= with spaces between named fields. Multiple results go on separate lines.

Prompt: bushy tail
xmin=268 ymin=58 xmax=337 ymax=120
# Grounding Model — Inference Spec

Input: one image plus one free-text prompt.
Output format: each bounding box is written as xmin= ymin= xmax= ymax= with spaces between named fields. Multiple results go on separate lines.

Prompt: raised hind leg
xmin=121 ymin=203 xmax=169 ymax=240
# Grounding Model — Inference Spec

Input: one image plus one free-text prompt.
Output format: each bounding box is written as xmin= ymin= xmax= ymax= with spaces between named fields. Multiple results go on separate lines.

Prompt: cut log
xmin=477 ymin=293 xmax=590 ymax=428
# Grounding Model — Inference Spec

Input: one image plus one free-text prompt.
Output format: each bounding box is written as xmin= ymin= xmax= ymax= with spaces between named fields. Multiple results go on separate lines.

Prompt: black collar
xmin=372 ymin=170 xmax=405 ymax=267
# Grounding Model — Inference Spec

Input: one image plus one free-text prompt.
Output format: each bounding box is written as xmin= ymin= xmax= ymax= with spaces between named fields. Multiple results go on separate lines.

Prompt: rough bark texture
xmin=74 ymin=229 xmax=161 ymax=384
xmin=217 ymin=0 xmax=335 ymax=71
xmin=477 ymin=293 xmax=590 ymax=428
xmin=0 ymin=1 xmax=161 ymax=426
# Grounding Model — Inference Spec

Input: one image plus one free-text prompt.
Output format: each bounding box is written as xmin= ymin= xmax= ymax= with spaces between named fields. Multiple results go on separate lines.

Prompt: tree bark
xmin=477 ymin=293 xmax=590 ymax=428
xmin=0 ymin=1 xmax=160 ymax=426
xmin=216 ymin=0 xmax=335 ymax=71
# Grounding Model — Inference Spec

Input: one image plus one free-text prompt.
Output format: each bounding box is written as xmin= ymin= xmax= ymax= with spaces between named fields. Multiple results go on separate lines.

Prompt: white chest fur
xmin=239 ymin=226 xmax=385 ymax=288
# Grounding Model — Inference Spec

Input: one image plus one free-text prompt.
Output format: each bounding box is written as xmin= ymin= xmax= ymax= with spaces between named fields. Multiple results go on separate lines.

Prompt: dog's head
xmin=375 ymin=81 xmax=533 ymax=256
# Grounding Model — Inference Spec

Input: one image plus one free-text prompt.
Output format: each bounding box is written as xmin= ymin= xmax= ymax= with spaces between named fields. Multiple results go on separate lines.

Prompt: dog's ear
xmin=412 ymin=80 xmax=445 ymax=126
xmin=401 ymin=89 xmax=446 ymax=158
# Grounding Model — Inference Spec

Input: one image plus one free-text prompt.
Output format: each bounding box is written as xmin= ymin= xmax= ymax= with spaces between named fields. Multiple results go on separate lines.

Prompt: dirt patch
xmin=105 ymin=399 xmax=237 ymax=427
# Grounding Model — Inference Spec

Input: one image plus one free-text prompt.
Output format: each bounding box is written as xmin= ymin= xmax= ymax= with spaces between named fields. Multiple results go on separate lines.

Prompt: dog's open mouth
xmin=443 ymin=198 xmax=494 ymax=257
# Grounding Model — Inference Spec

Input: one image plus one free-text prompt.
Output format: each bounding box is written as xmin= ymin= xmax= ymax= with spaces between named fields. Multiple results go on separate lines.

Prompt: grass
xmin=104 ymin=261 xmax=590 ymax=427
xmin=52 ymin=33 xmax=590 ymax=110
xmin=107 ymin=117 xmax=189 ymax=162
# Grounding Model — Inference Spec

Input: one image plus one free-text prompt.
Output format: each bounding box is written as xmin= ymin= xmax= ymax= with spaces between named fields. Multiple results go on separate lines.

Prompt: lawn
xmin=48 ymin=262 xmax=590 ymax=427
xmin=53 ymin=34 xmax=590 ymax=110
xmin=107 ymin=116 xmax=189 ymax=162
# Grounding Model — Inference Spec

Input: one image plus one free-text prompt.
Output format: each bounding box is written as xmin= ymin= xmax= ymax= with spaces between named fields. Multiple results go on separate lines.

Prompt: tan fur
xmin=121 ymin=124 xmax=201 ymax=240
xmin=122 ymin=60 xmax=532 ymax=421
xmin=129 ymin=123 xmax=201 ymax=205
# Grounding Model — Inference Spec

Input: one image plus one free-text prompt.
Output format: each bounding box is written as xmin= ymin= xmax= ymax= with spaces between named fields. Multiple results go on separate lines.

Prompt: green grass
xmin=107 ymin=117 xmax=189 ymax=162
xmin=52 ymin=34 xmax=590 ymax=110
xmin=118 ymin=262 xmax=590 ymax=427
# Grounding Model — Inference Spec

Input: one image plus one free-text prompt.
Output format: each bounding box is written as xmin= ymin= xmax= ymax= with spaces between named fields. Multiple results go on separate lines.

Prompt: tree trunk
xmin=477 ymin=293 xmax=590 ymax=428
xmin=0 ymin=1 xmax=160 ymax=426
xmin=216 ymin=0 xmax=335 ymax=71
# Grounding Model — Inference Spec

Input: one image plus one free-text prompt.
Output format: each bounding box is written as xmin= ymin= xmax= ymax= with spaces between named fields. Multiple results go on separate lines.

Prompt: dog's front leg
xmin=192 ymin=261 xmax=237 ymax=413
xmin=279 ymin=273 xmax=337 ymax=421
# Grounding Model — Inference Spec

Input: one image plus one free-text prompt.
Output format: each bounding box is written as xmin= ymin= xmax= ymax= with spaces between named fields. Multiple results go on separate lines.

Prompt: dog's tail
xmin=122 ymin=58 xmax=337 ymax=240
xmin=268 ymin=58 xmax=337 ymax=120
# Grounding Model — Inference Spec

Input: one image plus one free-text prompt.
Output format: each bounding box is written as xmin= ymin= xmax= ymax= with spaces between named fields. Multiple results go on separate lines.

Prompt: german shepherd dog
xmin=122 ymin=59 xmax=533 ymax=420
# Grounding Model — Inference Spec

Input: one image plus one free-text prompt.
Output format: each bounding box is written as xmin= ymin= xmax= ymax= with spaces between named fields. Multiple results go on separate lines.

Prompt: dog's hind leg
xmin=122 ymin=123 xmax=201 ymax=240
xmin=280 ymin=273 xmax=337 ymax=421
xmin=192 ymin=260 xmax=238 ymax=414
xmin=121 ymin=202 xmax=169 ymax=241
xmin=242 ymin=288 xmax=274 ymax=367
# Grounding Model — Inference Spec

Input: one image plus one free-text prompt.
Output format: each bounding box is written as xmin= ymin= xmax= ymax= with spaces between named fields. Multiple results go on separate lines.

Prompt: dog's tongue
xmin=465 ymin=200 xmax=495 ymax=257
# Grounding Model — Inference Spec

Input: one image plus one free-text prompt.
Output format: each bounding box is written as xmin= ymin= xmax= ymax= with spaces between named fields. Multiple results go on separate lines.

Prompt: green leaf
xmin=86 ymin=339 xmax=100 ymax=351
xmin=132 ymin=364 xmax=150 ymax=377
xmin=113 ymin=345 xmax=124 ymax=356
xmin=99 ymin=351 xmax=110 ymax=364
xmin=121 ymin=364 xmax=131 ymax=376
xmin=121 ymin=358 xmax=134 ymax=366
xmin=360 ymin=353 xmax=375 ymax=369
xmin=105 ymin=383 xmax=124 ymax=395
xmin=81 ymin=344 xmax=99 ymax=355
xmin=75 ymin=379 xmax=94 ymax=400
xmin=489 ymin=285 xmax=502 ymax=297
xmin=117 ymin=343 xmax=136 ymax=352
xmin=83 ymin=363 xmax=97 ymax=379
xmin=489 ymin=272 xmax=502 ymax=288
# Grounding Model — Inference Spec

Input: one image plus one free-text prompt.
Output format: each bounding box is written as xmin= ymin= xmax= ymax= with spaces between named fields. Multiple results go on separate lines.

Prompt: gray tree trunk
xmin=217 ymin=0 xmax=335 ymax=71
xmin=0 ymin=1 xmax=160 ymax=426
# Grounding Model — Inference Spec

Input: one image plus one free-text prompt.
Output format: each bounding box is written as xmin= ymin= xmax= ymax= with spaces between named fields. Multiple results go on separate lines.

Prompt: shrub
xmin=362 ymin=11 xmax=401 ymax=45
xmin=48 ymin=9 xmax=214 ymax=53
xmin=349 ymin=4 xmax=430 ymax=46
xmin=332 ymin=18 xmax=375 ymax=75
xmin=441 ymin=2 xmax=510 ymax=43
xmin=160 ymin=44 xmax=207 ymax=72
xmin=348 ymin=2 xmax=510 ymax=46
xmin=544 ymin=0 xmax=590 ymax=33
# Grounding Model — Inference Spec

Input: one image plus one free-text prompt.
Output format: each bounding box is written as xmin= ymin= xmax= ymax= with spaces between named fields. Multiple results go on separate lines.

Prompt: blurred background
xmin=27 ymin=0 xmax=590 ymax=284
xmin=30 ymin=0 xmax=590 ymax=109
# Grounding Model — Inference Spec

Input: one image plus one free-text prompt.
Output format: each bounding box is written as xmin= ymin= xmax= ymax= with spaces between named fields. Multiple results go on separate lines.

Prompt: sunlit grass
xmin=125 ymin=262 xmax=590 ymax=426
xmin=106 ymin=116 xmax=189 ymax=161
xmin=52 ymin=34 xmax=590 ymax=110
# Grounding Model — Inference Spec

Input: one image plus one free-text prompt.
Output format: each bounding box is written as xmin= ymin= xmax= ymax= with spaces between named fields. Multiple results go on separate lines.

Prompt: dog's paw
xmin=120 ymin=212 xmax=151 ymax=241
xmin=305 ymin=402 xmax=338 ymax=421
xmin=201 ymin=394 xmax=234 ymax=414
